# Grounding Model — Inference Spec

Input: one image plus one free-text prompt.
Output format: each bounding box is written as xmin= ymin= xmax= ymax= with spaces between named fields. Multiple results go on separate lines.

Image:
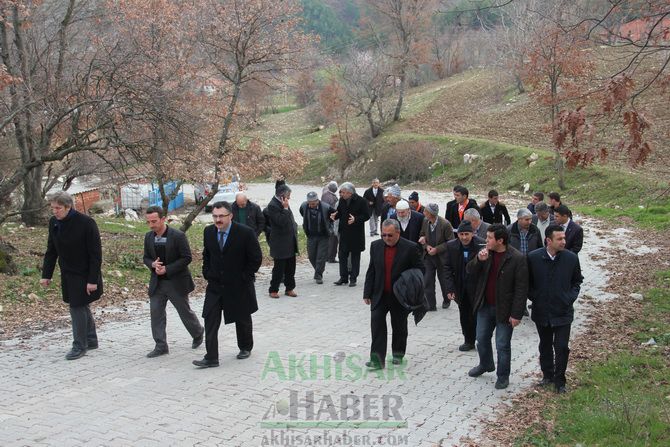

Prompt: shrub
xmin=374 ymin=140 xmax=436 ymax=183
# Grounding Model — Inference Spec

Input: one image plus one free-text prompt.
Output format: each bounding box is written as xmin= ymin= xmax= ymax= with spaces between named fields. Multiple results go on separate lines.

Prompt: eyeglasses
xmin=381 ymin=233 xmax=395 ymax=238
xmin=213 ymin=213 xmax=232 ymax=219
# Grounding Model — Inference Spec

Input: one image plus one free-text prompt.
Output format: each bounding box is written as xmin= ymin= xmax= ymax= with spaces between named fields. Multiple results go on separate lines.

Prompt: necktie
xmin=218 ymin=231 xmax=225 ymax=250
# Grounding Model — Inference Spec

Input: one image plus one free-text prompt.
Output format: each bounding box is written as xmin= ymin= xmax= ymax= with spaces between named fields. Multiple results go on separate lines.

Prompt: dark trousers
xmin=327 ymin=234 xmax=338 ymax=262
xmin=370 ymin=293 xmax=410 ymax=366
xmin=338 ymin=245 xmax=361 ymax=282
xmin=457 ymin=293 xmax=477 ymax=344
xmin=205 ymin=313 xmax=253 ymax=361
xmin=307 ymin=236 xmax=329 ymax=279
xmin=269 ymin=256 xmax=296 ymax=292
xmin=536 ymin=323 xmax=572 ymax=387
xmin=150 ymin=280 xmax=203 ymax=352
xmin=476 ymin=303 xmax=514 ymax=379
xmin=70 ymin=304 xmax=97 ymax=351
xmin=423 ymin=256 xmax=449 ymax=310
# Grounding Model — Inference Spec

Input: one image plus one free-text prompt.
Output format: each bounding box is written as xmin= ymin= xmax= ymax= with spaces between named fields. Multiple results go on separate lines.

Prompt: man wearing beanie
xmin=390 ymin=199 xmax=424 ymax=246
xmin=300 ymin=192 xmax=334 ymax=284
xmin=418 ymin=203 xmax=454 ymax=311
xmin=444 ymin=221 xmax=485 ymax=350
xmin=380 ymin=184 xmax=402 ymax=221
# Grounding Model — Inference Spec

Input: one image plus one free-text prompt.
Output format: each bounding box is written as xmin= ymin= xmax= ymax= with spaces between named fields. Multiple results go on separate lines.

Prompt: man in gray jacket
xmin=299 ymin=192 xmax=334 ymax=284
xmin=417 ymin=203 xmax=454 ymax=310
xmin=143 ymin=206 xmax=204 ymax=358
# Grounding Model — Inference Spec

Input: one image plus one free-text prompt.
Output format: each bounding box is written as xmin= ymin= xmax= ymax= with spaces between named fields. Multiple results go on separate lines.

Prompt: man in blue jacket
xmin=527 ymin=224 xmax=583 ymax=394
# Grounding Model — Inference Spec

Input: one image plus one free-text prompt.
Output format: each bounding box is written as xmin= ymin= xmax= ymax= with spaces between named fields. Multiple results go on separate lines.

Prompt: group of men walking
xmin=40 ymin=180 xmax=586 ymax=393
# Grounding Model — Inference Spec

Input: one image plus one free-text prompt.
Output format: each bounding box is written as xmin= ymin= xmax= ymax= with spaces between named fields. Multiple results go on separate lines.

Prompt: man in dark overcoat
xmin=193 ymin=201 xmax=262 ymax=368
xmin=265 ymin=184 xmax=299 ymax=298
xmin=41 ymin=191 xmax=103 ymax=360
xmin=331 ymin=182 xmax=370 ymax=287
xmin=363 ymin=178 xmax=385 ymax=237
xmin=143 ymin=206 xmax=204 ymax=358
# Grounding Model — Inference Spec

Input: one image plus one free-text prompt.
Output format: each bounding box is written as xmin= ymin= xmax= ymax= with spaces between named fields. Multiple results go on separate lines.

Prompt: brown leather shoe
xmin=269 ymin=292 xmax=280 ymax=299
xmin=285 ymin=290 xmax=298 ymax=297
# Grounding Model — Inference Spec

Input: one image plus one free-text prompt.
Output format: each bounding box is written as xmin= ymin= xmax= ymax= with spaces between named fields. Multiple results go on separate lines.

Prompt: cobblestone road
xmin=0 ymin=184 xmax=626 ymax=446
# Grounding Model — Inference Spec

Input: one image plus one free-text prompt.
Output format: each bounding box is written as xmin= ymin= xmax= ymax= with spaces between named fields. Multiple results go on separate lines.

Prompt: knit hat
xmin=425 ymin=203 xmax=439 ymax=215
xmin=388 ymin=184 xmax=401 ymax=198
xmin=306 ymin=191 xmax=319 ymax=201
xmin=395 ymin=200 xmax=410 ymax=211
xmin=457 ymin=221 xmax=474 ymax=233
xmin=408 ymin=191 xmax=419 ymax=201
xmin=327 ymin=181 xmax=338 ymax=193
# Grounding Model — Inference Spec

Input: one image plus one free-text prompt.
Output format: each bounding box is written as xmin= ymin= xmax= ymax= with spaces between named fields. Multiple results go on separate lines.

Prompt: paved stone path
xmin=0 ymin=184 xmax=624 ymax=446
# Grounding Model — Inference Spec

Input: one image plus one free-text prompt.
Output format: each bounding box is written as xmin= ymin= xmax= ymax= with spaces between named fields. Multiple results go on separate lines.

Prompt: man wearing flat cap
xmin=299 ymin=191 xmax=334 ymax=284
xmin=331 ymin=182 xmax=369 ymax=287
xmin=418 ymin=203 xmax=454 ymax=311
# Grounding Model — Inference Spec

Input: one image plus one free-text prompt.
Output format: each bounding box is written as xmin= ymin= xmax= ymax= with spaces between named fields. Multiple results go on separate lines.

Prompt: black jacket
xmin=335 ymin=193 xmax=370 ymax=252
xmin=264 ymin=196 xmax=298 ymax=260
xmin=42 ymin=210 xmax=103 ymax=307
xmin=508 ymin=222 xmax=543 ymax=256
xmin=299 ymin=201 xmax=334 ymax=237
xmin=202 ymin=222 xmax=262 ymax=323
xmin=445 ymin=198 xmax=479 ymax=231
xmin=480 ymin=201 xmax=511 ymax=225
xmin=528 ymin=247 xmax=583 ymax=326
xmin=231 ymin=201 xmax=265 ymax=237
xmin=364 ymin=237 xmax=425 ymax=311
xmin=443 ymin=236 xmax=485 ymax=305
xmin=363 ymin=186 xmax=385 ymax=215
xmin=143 ymin=226 xmax=195 ymax=297
xmin=390 ymin=210 xmax=425 ymax=244
xmin=467 ymin=245 xmax=529 ymax=323
xmin=564 ymin=220 xmax=583 ymax=254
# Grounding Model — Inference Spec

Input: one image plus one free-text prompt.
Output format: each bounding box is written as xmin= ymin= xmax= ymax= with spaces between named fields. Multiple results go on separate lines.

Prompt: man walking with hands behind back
xmin=194 ymin=201 xmax=263 ymax=368
xmin=143 ymin=206 xmax=204 ymax=358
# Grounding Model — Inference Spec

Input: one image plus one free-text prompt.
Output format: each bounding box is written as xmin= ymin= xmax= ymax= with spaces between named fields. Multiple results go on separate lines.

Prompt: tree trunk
xmin=515 ymin=73 xmax=525 ymax=94
xmin=0 ymin=239 xmax=18 ymax=274
xmin=393 ymin=71 xmax=406 ymax=122
xmin=555 ymin=152 xmax=566 ymax=190
xmin=21 ymin=164 xmax=48 ymax=226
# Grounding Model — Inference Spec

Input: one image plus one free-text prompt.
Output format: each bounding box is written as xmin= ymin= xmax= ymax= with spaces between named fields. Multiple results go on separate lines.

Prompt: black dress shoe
xmin=237 ymin=350 xmax=251 ymax=359
xmin=348 ymin=281 xmax=357 ymax=287
xmin=536 ymin=377 xmax=554 ymax=387
xmin=146 ymin=348 xmax=169 ymax=358
xmin=555 ymin=385 xmax=567 ymax=394
xmin=442 ymin=301 xmax=451 ymax=309
xmin=468 ymin=364 xmax=495 ymax=377
xmin=458 ymin=343 xmax=475 ymax=352
xmin=65 ymin=349 xmax=86 ymax=360
xmin=365 ymin=361 xmax=384 ymax=370
xmin=193 ymin=358 xmax=219 ymax=368
xmin=192 ymin=334 xmax=204 ymax=349
xmin=87 ymin=342 xmax=99 ymax=350
xmin=495 ymin=377 xmax=510 ymax=389
xmin=391 ymin=357 xmax=403 ymax=365
xmin=334 ymin=279 xmax=348 ymax=285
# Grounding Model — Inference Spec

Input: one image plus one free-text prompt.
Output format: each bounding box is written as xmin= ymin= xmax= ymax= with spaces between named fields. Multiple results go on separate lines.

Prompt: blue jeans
xmin=476 ymin=303 xmax=514 ymax=379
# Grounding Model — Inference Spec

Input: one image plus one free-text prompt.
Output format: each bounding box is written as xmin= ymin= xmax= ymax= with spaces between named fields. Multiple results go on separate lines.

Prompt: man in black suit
xmin=363 ymin=178 xmax=385 ymax=237
xmin=143 ymin=206 xmax=204 ymax=358
xmin=331 ymin=182 xmax=370 ymax=287
xmin=445 ymin=185 xmax=479 ymax=234
xmin=41 ymin=191 xmax=103 ymax=360
xmin=363 ymin=219 xmax=424 ymax=369
xmin=193 ymin=201 xmax=263 ymax=368
xmin=554 ymin=205 xmax=583 ymax=254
